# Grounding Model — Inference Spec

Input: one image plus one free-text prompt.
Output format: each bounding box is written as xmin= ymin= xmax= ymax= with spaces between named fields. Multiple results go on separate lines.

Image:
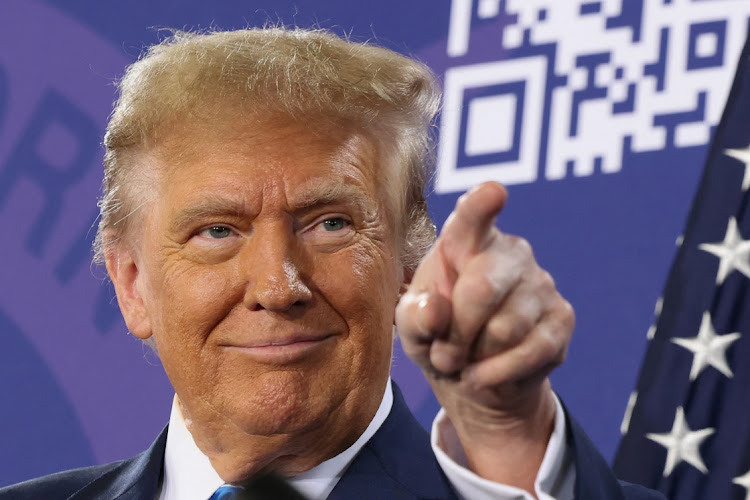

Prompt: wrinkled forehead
xmin=137 ymin=110 xmax=404 ymax=220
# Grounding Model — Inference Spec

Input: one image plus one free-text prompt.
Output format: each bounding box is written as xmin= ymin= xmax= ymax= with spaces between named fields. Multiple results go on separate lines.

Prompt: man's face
xmin=113 ymin=115 xmax=404 ymax=447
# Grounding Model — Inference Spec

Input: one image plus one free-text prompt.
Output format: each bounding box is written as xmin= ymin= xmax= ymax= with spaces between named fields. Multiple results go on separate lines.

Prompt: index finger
xmin=439 ymin=182 xmax=508 ymax=270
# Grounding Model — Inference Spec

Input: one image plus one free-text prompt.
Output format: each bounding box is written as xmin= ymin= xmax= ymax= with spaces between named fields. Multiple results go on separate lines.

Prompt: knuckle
xmin=486 ymin=315 xmax=523 ymax=346
xmin=536 ymin=329 xmax=563 ymax=364
xmin=544 ymin=337 xmax=568 ymax=370
xmin=470 ymin=274 xmax=503 ymax=303
xmin=517 ymin=345 xmax=545 ymax=374
xmin=556 ymin=299 xmax=576 ymax=331
xmin=541 ymin=319 xmax=571 ymax=368
xmin=511 ymin=235 xmax=533 ymax=257
xmin=510 ymin=312 xmax=535 ymax=340
xmin=504 ymin=235 xmax=534 ymax=267
xmin=518 ymin=313 xmax=536 ymax=337
xmin=484 ymin=315 xmax=508 ymax=338
xmin=537 ymin=269 xmax=556 ymax=293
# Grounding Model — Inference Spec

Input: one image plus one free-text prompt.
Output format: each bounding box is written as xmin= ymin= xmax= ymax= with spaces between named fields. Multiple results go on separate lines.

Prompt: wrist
xmin=446 ymin=383 xmax=557 ymax=492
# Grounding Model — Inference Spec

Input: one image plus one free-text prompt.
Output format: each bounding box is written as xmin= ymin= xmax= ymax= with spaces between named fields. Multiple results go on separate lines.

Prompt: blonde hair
xmin=95 ymin=27 xmax=440 ymax=272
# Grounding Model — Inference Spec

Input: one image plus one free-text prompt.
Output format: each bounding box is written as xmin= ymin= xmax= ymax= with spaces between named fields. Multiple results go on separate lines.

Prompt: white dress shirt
xmin=159 ymin=378 xmax=575 ymax=500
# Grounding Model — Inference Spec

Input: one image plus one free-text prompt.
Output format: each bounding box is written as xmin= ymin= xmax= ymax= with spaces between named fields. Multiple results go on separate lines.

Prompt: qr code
xmin=435 ymin=0 xmax=750 ymax=192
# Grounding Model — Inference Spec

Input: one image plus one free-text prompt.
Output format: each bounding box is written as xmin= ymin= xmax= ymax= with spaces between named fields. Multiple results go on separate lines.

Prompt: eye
xmin=200 ymin=226 xmax=234 ymax=239
xmin=320 ymin=217 xmax=349 ymax=231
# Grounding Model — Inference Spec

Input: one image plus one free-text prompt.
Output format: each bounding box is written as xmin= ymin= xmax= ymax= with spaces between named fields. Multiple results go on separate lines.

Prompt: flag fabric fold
xmin=613 ymin=33 xmax=750 ymax=500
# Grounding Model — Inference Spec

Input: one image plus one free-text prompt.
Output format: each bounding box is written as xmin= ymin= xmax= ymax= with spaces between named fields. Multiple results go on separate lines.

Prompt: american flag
xmin=613 ymin=34 xmax=750 ymax=499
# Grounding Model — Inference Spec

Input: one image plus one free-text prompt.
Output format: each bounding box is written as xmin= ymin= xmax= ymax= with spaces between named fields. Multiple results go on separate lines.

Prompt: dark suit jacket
xmin=0 ymin=385 xmax=663 ymax=499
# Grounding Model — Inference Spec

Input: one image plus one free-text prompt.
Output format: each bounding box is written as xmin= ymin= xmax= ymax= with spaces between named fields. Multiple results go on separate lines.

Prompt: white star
xmin=734 ymin=468 xmax=750 ymax=500
xmin=725 ymin=146 xmax=750 ymax=191
xmin=646 ymin=407 xmax=715 ymax=476
xmin=671 ymin=312 xmax=741 ymax=380
xmin=698 ymin=217 xmax=750 ymax=284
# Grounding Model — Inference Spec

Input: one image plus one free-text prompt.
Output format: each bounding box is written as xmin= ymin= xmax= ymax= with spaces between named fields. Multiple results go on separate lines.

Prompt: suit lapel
xmin=68 ymin=426 xmax=167 ymax=500
xmin=329 ymin=383 xmax=458 ymax=500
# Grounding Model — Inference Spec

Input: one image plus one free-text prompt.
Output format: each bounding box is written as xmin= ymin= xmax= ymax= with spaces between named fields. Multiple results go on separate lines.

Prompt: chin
xmin=230 ymin=371 xmax=341 ymax=436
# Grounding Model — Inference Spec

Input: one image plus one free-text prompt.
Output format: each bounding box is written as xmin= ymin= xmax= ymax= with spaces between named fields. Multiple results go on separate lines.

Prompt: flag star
xmin=698 ymin=217 xmax=750 ymax=284
xmin=725 ymin=146 xmax=750 ymax=191
xmin=646 ymin=407 xmax=715 ymax=476
xmin=671 ymin=312 xmax=741 ymax=380
xmin=734 ymin=468 xmax=750 ymax=500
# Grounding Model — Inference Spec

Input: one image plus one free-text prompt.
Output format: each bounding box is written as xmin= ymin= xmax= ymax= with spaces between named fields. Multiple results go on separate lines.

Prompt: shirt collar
xmin=161 ymin=378 xmax=394 ymax=500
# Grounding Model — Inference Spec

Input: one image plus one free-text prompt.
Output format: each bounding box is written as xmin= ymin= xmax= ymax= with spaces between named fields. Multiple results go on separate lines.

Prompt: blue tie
xmin=209 ymin=485 xmax=244 ymax=500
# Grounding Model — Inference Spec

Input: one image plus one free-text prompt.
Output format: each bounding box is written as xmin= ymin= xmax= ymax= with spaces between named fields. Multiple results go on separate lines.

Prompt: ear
xmin=104 ymin=241 xmax=153 ymax=340
xmin=398 ymin=269 xmax=412 ymax=297
xmin=401 ymin=260 xmax=416 ymax=287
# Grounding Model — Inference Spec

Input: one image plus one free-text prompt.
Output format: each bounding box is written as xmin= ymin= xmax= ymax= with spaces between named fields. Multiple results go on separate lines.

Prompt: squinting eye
xmin=321 ymin=218 xmax=348 ymax=231
xmin=204 ymin=226 xmax=233 ymax=239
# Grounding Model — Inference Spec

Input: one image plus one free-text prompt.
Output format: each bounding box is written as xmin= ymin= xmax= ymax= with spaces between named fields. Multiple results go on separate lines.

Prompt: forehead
xmin=148 ymin=114 xmax=389 ymax=205
xmin=159 ymin=113 xmax=367 ymax=164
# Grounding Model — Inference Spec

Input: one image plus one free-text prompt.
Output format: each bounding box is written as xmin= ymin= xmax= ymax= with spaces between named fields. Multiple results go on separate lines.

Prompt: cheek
xmin=143 ymin=257 xmax=248 ymax=401
xmin=326 ymin=243 xmax=399 ymax=310
xmin=313 ymin=244 xmax=400 ymax=363
xmin=145 ymin=254 xmax=244 ymax=346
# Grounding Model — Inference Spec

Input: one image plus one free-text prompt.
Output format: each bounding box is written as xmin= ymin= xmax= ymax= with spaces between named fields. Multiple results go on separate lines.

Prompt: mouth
xmin=219 ymin=334 xmax=336 ymax=364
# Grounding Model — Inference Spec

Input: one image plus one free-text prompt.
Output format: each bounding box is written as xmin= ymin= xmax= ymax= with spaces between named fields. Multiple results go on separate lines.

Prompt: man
xmin=0 ymin=27 xmax=662 ymax=499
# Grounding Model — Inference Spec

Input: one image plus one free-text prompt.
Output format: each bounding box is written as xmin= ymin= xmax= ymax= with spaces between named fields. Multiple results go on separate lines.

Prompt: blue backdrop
xmin=2 ymin=0 xmax=748 ymax=487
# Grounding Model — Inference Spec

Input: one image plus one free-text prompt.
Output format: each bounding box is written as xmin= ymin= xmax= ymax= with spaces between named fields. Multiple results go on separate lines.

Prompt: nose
xmin=241 ymin=224 xmax=312 ymax=312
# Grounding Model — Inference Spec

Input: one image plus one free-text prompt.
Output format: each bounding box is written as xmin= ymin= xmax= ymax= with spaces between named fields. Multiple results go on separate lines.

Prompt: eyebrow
xmin=168 ymin=179 xmax=377 ymax=232
xmin=292 ymin=178 xmax=376 ymax=215
xmin=169 ymin=198 xmax=247 ymax=232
